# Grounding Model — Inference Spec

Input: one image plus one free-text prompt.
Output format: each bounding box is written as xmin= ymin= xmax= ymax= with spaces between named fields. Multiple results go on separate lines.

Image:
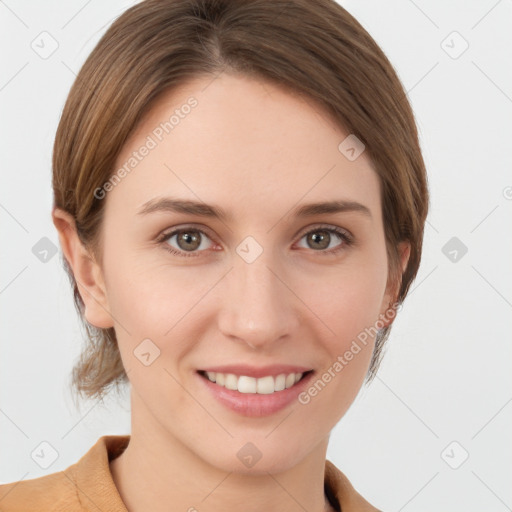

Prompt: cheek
xmin=297 ymin=254 xmax=387 ymax=344
xmin=297 ymin=260 xmax=387 ymax=412
xmin=102 ymin=249 xmax=213 ymax=358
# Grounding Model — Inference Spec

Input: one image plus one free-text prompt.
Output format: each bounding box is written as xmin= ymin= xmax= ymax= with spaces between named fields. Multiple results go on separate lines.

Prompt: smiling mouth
xmin=197 ymin=369 xmax=314 ymax=394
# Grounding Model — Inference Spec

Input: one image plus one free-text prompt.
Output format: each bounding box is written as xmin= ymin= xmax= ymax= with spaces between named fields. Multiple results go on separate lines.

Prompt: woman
xmin=0 ymin=0 xmax=428 ymax=510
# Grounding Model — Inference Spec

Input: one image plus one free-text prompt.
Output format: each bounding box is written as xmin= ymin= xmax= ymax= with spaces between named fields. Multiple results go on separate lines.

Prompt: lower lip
xmin=196 ymin=370 xmax=315 ymax=417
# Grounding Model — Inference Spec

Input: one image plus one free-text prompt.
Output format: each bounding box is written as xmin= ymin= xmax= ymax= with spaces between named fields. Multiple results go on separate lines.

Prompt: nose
xmin=217 ymin=252 xmax=300 ymax=351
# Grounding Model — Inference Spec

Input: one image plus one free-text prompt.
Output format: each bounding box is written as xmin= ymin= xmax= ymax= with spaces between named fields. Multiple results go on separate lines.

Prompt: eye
xmin=156 ymin=224 xmax=354 ymax=258
xmin=296 ymin=225 xmax=353 ymax=255
xmin=157 ymin=226 xmax=215 ymax=258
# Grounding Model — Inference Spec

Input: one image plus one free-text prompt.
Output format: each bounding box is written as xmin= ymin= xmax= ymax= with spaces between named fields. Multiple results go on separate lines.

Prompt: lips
xmin=196 ymin=367 xmax=316 ymax=416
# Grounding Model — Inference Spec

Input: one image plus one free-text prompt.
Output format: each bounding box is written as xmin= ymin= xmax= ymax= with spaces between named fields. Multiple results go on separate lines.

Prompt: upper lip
xmin=198 ymin=364 xmax=314 ymax=379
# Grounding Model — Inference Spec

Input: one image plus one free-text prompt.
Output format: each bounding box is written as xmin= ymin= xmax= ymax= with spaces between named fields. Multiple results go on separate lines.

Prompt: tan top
xmin=0 ymin=435 xmax=382 ymax=511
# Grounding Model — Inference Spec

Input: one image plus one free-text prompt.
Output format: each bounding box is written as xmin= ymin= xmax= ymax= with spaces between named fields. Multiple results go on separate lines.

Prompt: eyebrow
xmin=136 ymin=197 xmax=372 ymax=221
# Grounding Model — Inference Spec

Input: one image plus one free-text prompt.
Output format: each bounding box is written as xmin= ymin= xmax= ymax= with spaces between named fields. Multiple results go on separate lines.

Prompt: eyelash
xmin=156 ymin=224 xmax=354 ymax=259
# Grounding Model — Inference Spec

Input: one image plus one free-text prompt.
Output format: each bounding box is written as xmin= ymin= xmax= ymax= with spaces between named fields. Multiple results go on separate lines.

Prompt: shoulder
xmin=0 ymin=434 xmax=130 ymax=512
xmin=0 ymin=467 xmax=81 ymax=512
xmin=324 ymin=459 xmax=383 ymax=512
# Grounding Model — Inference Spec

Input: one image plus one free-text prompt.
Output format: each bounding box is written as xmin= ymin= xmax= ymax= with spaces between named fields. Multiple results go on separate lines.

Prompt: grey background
xmin=1 ymin=1 xmax=511 ymax=510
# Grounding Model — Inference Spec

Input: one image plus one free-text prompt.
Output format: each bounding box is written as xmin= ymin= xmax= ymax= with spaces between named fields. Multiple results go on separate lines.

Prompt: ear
xmin=52 ymin=207 xmax=114 ymax=329
xmin=378 ymin=241 xmax=411 ymax=328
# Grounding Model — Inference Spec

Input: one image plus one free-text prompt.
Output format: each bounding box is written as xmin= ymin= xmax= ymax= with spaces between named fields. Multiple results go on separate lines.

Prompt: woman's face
xmin=86 ymin=73 xmax=406 ymax=472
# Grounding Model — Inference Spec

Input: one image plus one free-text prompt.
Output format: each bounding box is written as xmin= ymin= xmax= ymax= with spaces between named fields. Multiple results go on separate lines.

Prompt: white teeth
xmin=203 ymin=371 xmax=305 ymax=394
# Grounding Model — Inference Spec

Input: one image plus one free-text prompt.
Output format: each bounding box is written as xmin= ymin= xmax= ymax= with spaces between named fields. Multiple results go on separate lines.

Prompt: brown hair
xmin=52 ymin=0 xmax=429 ymax=404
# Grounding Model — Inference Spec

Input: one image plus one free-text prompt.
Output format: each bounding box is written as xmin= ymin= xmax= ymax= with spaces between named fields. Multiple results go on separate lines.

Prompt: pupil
xmin=310 ymin=231 xmax=329 ymax=250
xmin=179 ymin=231 xmax=200 ymax=250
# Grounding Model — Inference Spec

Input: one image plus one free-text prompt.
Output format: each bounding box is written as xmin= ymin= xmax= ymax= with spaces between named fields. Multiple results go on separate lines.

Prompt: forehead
xmin=106 ymin=73 xmax=381 ymax=225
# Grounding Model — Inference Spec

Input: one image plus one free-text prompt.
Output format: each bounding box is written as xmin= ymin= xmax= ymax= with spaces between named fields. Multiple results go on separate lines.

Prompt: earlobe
xmin=51 ymin=208 xmax=114 ymax=329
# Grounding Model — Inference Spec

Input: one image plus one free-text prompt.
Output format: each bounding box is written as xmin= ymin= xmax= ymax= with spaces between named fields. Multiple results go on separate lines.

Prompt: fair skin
xmin=53 ymin=73 xmax=409 ymax=512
